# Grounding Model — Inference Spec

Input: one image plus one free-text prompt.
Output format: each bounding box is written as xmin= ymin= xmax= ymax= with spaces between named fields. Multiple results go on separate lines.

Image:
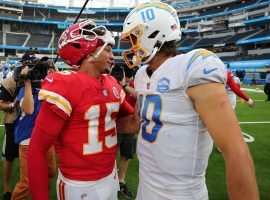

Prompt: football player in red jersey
xmin=27 ymin=20 xmax=139 ymax=200
xmin=227 ymin=70 xmax=254 ymax=109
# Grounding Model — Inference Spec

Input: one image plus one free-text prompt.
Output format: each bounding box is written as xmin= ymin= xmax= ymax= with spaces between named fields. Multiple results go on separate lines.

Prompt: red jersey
xmin=226 ymin=70 xmax=249 ymax=101
xmin=125 ymin=80 xmax=136 ymax=107
xmin=38 ymin=71 xmax=133 ymax=181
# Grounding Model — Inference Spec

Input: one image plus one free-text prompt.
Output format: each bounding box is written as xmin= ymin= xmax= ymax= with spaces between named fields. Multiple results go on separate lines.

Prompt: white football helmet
xmin=120 ymin=2 xmax=181 ymax=68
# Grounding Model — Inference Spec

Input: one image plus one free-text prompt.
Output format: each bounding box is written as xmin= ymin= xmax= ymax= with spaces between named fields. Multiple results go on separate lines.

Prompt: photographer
xmin=12 ymin=55 xmax=56 ymax=199
xmin=111 ymin=63 xmax=137 ymax=198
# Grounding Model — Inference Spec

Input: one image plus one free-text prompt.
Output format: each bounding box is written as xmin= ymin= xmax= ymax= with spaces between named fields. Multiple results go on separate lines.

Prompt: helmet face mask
xmin=121 ymin=2 xmax=182 ymax=68
xmin=58 ymin=20 xmax=115 ymax=68
xmin=121 ymin=25 xmax=148 ymax=68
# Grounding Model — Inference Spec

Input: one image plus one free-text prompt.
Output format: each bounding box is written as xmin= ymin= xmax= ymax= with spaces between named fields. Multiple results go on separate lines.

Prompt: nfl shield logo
xmin=112 ymin=87 xmax=120 ymax=99
xmin=81 ymin=193 xmax=88 ymax=200
xmin=103 ymin=89 xmax=108 ymax=96
xmin=147 ymin=82 xmax=150 ymax=89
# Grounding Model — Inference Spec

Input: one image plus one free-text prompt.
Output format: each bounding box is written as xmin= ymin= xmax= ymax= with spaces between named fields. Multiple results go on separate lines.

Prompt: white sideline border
xmin=0 ymin=121 xmax=269 ymax=127
xmin=239 ymin=121 xmax=270 ymax=124
xmin=237 ymin=100 xmax=266 ymax=101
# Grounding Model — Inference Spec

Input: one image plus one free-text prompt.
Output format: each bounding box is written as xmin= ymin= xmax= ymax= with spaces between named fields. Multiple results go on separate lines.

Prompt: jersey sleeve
xmin=184 ymin=49 xmax=227 ymax=88
xmin=118 ymin=99 xmax=134 ymax=118
xmin=28 ymin=101 xmax=67 ymax=200
xmin=38 ymin=71 xmax=74 ymax=120
xmin=227 ymin=73 xmax=250 ymax=101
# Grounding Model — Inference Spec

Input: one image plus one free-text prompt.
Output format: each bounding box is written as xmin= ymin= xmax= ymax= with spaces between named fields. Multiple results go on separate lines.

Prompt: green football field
xmin=0 ymin=85 xmax=269 ymax=200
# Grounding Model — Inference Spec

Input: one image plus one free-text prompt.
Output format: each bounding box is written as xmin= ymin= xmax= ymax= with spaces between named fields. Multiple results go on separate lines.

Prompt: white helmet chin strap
xmin=141 ymin=47 xmax=158 ymax=64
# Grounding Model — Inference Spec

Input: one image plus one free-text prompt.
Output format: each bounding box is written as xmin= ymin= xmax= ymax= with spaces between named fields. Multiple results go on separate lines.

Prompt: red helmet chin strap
xmin=88 ymin=40 xmax=106 ymax=61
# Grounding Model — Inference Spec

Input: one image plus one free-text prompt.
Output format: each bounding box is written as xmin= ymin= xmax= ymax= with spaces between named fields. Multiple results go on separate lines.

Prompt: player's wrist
xmin=8 ymin=102 xmax=14 ymax=109
xmin=122 ymin=84 xmax=128 ymax=90
xmin=247 ymin=98 xmax=254 ymax=106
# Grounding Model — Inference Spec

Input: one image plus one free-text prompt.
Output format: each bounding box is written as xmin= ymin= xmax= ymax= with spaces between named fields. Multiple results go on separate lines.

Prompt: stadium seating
xmin=27 ymin=34 xmax=51 ymax=48
xmin=6 ymin=33 xmax=27 ymax=46
xmin=0 ymin=0 xmax=269 ymax=76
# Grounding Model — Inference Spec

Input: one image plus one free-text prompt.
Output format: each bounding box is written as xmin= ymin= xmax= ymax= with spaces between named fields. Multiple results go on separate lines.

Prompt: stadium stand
xmin=0 ymin=0 xmax=269 ymax=84
xmin=6 ymin=33 xmax=27 ymax=46
xmin=27 ymin=34 xmax=51 ymax=48
xmin=248 ymin=29 xmax=270 ymax=39
xmin=0 ymin=32 xmax=3 ymax=45
xmin=180 ymin=38 xmax=200 ymax=47
xmin=224 ymin=30 xmax=258 ymax=44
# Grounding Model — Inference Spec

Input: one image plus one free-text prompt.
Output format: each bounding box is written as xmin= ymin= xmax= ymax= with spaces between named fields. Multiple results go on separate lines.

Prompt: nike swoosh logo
xmin=45 ymin=77 xmax=54 ymax=83
xmin=203 ymin=68 xmax=218 ymax=74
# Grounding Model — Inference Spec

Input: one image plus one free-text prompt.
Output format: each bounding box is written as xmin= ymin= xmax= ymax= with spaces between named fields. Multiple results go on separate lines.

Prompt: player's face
xmin=94 ymin=45 xmax=115 ymax=74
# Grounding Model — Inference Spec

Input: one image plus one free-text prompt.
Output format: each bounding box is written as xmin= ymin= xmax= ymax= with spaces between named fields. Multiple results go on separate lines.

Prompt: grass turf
xmin=0 ymin=85 xmax=269 ymax=200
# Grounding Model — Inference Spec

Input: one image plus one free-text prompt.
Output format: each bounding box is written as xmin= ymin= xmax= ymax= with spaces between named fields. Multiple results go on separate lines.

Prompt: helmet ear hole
xmin=148 ymin=31 xmax=160 ymax=39
xmin=71 ymin=43 xmax=81 ymax=49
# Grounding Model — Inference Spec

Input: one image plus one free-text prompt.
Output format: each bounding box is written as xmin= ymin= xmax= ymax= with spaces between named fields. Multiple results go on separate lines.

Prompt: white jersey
xmin=134 ymin=49 xmax=227 ymax=199
xmin=227 ymin=76 xmax=240 ymax=110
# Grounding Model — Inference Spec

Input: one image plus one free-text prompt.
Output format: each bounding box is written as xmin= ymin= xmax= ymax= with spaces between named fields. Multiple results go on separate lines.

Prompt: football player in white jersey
xmin=120 ymin=2 xmax=259 ymax=200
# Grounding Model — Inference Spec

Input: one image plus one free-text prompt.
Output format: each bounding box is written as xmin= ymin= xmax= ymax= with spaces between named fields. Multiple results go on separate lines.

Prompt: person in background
xmin=121 ymin=2 xmax=259 ymax=199
xmin=251 ymin=74 xmax=257 ymax=85
xmin=5 ymin=67 xmax=14 ymax=79
xmin=12 ymin=56 xmax=57 ymax=200
xmin=111 ymin=63 xmax=137 ymax=198
xmin=264 ymin=70 xmax=270 ymax=101
xmin=0 ymin=76 xmax=19 ymax=200
xmin=227 ymin=70 xmax=254 ymax=109
xmin=0 ymin=66 xmax=4 ymax=87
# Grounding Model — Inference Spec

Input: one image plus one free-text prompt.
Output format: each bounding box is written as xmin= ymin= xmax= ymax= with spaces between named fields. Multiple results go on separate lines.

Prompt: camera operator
xmin=12 ymin=55 xmax=57 ymax=200
xmin=111 ymin=63 xmax=137 ymax=198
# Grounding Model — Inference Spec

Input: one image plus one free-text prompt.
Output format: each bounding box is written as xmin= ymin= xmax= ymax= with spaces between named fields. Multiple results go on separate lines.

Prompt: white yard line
xmin=239 ymin=121 xmax=270 ymax=124
xmin=236 ymin=100 xmax=265 ymax=101
xmin=241 ymin=88 xmax=264 ymax=93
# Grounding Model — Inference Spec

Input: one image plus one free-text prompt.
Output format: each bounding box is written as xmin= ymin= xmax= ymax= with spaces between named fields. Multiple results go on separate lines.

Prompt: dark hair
xmin=157 ymin=41 xmax=179 ymax=57
xmin=123 ymin=65 xmax=134 ymax=78
xmin=20 ymin=51 xmax=36 ymax=62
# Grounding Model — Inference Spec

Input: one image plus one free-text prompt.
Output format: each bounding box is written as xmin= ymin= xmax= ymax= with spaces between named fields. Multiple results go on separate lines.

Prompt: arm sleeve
xmin=227 ymin=75 xmax=250 ymax=101
xmin=184 ymin=49 xmax=227 ymax=88
xmin=27 ymin=102 xmax=67 ymax=200
xmin=38 ymin=72 xmax=72 ymax=120
xmin=118 ymin=99 xmax=134 ymax=118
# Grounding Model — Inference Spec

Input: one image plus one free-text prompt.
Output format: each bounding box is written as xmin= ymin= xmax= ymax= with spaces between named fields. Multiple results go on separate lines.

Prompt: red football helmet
xmin=58 ymin=20 xmax=115 ymax=68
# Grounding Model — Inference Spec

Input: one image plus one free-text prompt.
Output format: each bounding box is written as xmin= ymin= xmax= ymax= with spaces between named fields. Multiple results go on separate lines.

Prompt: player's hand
xmin=247 ymin=99 xmax=254 ymax=108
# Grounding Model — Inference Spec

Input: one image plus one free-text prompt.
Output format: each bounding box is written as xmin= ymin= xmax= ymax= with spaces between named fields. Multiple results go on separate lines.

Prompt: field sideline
xmin=0 ymin=85 xmax=269 ymax=200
